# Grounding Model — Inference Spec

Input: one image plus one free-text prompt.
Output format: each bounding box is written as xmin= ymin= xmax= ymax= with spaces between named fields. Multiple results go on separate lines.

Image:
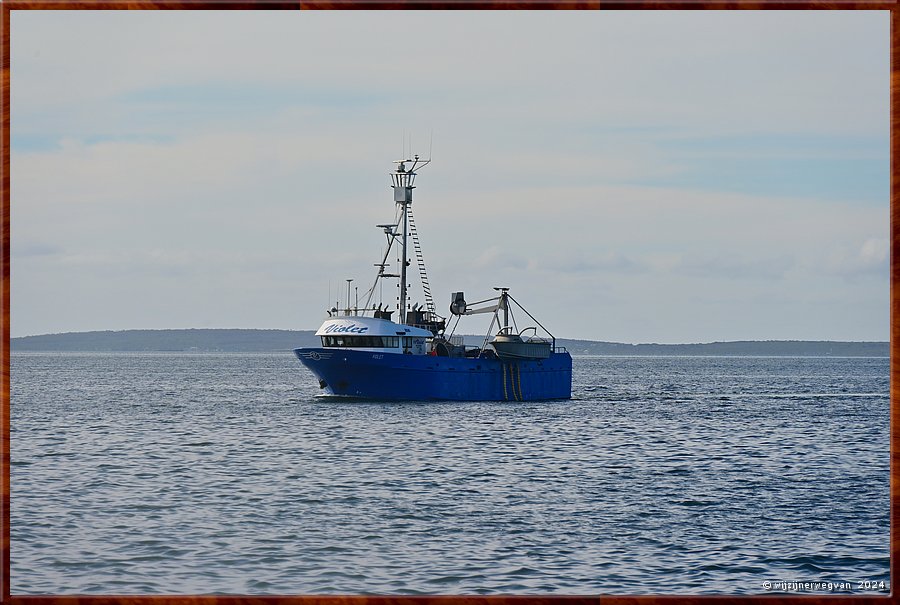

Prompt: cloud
xmin=524 ymin=248 xmax=793 ymax=281
xmin=471 ymin=246 xmax=532 ymax=272
xmin=819 ymin=237 xmax=890 ymax=279
xmin=539 ymin=251 xmax=645 ymax=275
xmin=11 ymin=241 xmax=61 ymax=257
xmin=860 ymin=237 xmax=889 ymax=266
xmin=674 ymin=253 xmax=795 ymax=281
xmin=12 ymin=11 xmax=887 ymax=140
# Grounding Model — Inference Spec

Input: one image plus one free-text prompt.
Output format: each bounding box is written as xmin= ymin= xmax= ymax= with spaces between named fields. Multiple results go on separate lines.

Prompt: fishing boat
xmin=293 ymin=155 xmax=572 ymax=401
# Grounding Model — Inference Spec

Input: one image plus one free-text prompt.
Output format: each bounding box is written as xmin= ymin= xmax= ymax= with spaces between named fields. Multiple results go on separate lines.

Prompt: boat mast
xmin=495 ymin=287 xmax=510 ymax=330
xmin=391 ymin=154 xmax=429 ymax=324
xmin=400 ymin=185 xmax=409 ymax=324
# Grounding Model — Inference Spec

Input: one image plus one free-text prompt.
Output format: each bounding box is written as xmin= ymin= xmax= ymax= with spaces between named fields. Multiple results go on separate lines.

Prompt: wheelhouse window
xmin=321 ymin=335 xmax=400 ymax=348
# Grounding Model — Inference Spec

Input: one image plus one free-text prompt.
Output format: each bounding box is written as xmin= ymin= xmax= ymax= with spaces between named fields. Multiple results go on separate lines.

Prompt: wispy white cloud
xmin=818 ymin=237 xmax=890 ymax=279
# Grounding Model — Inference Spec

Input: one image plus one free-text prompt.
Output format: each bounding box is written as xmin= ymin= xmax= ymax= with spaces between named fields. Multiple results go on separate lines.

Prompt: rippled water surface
xmin=11 ymin=353 xmax=890 ymax=595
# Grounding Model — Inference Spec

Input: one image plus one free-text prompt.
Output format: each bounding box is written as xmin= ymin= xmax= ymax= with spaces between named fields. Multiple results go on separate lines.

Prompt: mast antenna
xmin=346 ymin=278 xmax=353 ymax=315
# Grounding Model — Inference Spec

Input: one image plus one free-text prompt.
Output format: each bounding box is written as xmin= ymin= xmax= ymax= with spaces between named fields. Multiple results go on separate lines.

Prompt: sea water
xmin=10 ymin=353 xmax=890 ymax=595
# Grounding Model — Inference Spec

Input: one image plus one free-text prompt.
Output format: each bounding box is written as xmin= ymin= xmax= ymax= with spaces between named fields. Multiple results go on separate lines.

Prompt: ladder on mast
xmin=406 ymin=205 xmax=436 ymax=316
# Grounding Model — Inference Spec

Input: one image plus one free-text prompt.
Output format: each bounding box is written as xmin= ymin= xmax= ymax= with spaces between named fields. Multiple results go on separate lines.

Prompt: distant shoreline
xmin=10 ymin=329 xmax=889 ymax=357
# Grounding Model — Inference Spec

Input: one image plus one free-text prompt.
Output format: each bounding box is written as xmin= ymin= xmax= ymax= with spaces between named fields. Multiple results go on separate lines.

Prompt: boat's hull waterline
xmin=295 ymin=347 xmax=572 ymax=401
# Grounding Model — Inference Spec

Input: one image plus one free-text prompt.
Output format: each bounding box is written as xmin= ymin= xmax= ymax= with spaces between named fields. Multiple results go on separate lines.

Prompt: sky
xmin=9 ymin=10 xmax=889 ymax=343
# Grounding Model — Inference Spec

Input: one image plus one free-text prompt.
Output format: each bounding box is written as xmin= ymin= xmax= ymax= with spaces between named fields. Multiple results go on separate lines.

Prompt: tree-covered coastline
xmin=10 ymin=329 xmax=889 ymax=357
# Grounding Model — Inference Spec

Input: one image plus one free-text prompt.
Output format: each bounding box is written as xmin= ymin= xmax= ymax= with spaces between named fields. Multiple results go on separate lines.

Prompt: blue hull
xmin=294 ymin=348 xmax=572 ymax=401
